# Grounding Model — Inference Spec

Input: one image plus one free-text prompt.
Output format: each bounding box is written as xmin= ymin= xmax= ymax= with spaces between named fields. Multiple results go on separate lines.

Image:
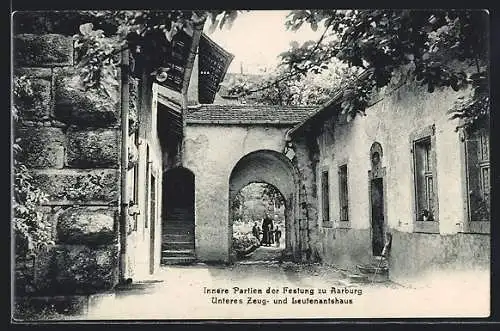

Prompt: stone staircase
xmin=161 ymin=208 xmax=195 ymax=265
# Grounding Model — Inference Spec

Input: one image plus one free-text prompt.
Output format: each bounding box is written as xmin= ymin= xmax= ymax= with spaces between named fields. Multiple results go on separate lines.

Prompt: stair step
xmin=164 ymin=222 xmax=194 ymax=226
xmin=163 ymin=235 xmax=193 ymax=240
xmin=163 ymin=225 xmax=194 ymax=230
xmin=163 ymin=230 xmax=194 ymax=235
xmin=161 ymin=256 xmax=196 ymax=265
xmin=163 ymin=233 xmax=193 ymax=237
xmin=162 ymin=242 xmax=194 ymax=250
xmin=162 ymin=249 xmax=195 ymax=256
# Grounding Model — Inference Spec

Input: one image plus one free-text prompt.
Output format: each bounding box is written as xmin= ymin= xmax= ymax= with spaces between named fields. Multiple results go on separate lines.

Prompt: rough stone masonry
xmin=14 ymin=29 xmax=122 ymax=295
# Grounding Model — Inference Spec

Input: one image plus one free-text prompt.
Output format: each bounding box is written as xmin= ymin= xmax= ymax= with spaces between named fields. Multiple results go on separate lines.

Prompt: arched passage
xmin=231 ymin=182 xmax=287 ymax=261
xmin=162 ymin=167 xmax=195 ymax=264
xmin=229 ymin=150 xmax=299 ymax=261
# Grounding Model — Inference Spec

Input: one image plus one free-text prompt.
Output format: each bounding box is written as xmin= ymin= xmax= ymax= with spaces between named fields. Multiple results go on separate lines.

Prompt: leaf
xmin=79 ymin=23 xmax=94 ymax=35
xmin=183 ymin=21 xmax=194 ymax=36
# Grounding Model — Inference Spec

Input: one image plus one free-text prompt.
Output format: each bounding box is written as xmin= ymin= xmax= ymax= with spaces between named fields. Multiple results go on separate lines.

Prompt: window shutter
xmin=465 ymin=137 xmax=484 ymax=221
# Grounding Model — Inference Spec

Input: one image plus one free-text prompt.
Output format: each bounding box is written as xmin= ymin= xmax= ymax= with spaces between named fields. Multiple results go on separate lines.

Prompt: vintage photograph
xmin=11 ymin=9 xmax=490 ymax=321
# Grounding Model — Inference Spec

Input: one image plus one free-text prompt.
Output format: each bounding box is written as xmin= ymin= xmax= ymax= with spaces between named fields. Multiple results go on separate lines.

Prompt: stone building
xmin=287 ymin=69 xmax=490 ymax=282
xmin=12 ymin=11 xmax=490 ymax=298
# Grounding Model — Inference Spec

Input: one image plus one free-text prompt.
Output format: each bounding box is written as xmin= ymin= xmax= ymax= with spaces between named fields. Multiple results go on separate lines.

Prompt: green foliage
xmin=261 ymin=184 xmax=285 ymax=209
xmin=13 ymin=164 xmax=52 ymax=256
xmin=224 ymin=61 xmax=360 ymax=106
xmin=448 ymin=71 xmax=489 ymax=131
xmin=232 ymin=183 xmax=285 ymax=223
xmin=280 ymin=10 xmax=489 ymax=127
xmin=13 ymin=76 xmax=54 ymax=260
xmin=128 ymin=77 xmax=139 ymax=133
xmin=232 ymin=232 xmax=260 ymax=253
xmin=13 ymin=75 xmax=34 ymax=119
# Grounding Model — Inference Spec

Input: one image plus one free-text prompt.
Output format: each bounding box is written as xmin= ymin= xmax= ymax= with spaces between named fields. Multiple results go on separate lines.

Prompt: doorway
xmin=162 ymin=167 xmax=195 ymax=264
xmin=369 ymin=142 xmax=386 ymax=257
xmin=149 ymin=173 xmax=157 ymax=274
xmin=370 ymin=177 xmax=385 ymax=256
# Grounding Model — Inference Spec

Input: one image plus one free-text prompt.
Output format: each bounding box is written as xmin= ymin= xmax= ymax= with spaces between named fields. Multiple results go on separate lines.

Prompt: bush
xmin=13 ymin=75 xmax=55 ymax=295
xmin=232 ymin=232 xmax=259 ymax=252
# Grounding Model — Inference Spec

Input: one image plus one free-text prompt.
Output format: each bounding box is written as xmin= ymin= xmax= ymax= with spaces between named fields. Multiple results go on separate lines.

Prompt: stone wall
xmin=14 ymin=30 xmax=121 ymax=295
xmin=290 ymin=135 xmax=321 ymax=262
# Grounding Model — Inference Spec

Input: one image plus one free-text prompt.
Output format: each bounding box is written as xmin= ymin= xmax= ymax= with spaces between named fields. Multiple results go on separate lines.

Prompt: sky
xmin=203 ymin=10 xmax=323 ymax=74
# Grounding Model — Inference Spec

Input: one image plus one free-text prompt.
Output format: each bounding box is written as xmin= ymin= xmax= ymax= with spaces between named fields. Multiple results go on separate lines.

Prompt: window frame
xmin=410 ymin=124 xmax=439 ymax=234
xmin=338 ymin=163 xmax=350 ymax=227
xmin=320 ymin=167 xmax=332 ymax=227
xmin=460 ymin=126 xmax=490 ymax=234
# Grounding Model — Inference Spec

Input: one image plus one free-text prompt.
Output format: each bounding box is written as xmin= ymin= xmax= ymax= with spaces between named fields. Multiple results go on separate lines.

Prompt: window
xmin=464 ymin=127 xmax=490 ymax=233
xmin=321 ymin=170 xmax=330 ymax=223
xmin=411 ymin=125 xmax=438 ymax=233
xmin=339 ymin=164 xmax=349 ymax=222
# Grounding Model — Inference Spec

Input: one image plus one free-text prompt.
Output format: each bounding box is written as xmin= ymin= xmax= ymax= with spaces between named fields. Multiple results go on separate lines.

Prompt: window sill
xmin=464 ymin=221 xmax=490 ymax=234
xmin=322 ymin=221 xmax=334 ymax=228
xmin=337 ymin=221 xmax=351 ymax=229
xmin=414 ymin=220 xmax=439 ymax=234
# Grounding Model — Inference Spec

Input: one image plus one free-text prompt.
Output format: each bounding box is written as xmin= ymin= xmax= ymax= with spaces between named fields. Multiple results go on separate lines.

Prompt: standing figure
xmin=252 ymin=222 xmax=261 ymax=243
xmin=272 ymin=215 xmax=281 ymax=246
xmin=261 ymin=212 xmax=273 ymax=246
xmin=268 ymin=216 xmax=275 ymax=245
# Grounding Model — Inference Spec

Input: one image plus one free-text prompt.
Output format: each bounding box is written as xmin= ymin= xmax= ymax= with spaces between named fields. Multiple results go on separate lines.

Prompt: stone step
xmin=163 ymin=220 xmax=194 ymax=228
xmin=163 ymin=224 xmax=194 ymax=231
xmin=163 ymin=230 xmax=194 ymax=236
xmin=162 ymin=249 xmax=195 ymax=257
xmin=162 ymin=241 xmax=194 ymax=250
xmin=161 ymin=256 xmax=196 ymax=265
xmin=163 ymin=232 xmax=194 ymax=237
xmin=163 ymin=234 xmax=194 ymax=242
xmin=162 ymin=230 xmax=194 ymax=238
xmin=165 ymin=217 xmax=193 ymax=221
xmin=166 ymin=211 xmax=193 ymax=217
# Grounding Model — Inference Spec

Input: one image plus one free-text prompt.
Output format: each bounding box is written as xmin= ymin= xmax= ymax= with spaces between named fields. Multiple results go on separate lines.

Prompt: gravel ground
xmin=14 ymin=247 xmax=489 ymax=321
xmin=81 ymin=261 xmax=488 ymax=320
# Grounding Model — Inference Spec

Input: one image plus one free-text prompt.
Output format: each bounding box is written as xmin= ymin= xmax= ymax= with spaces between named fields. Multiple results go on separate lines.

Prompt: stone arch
xmin=228 ymin=149 xmax=300 ymax=259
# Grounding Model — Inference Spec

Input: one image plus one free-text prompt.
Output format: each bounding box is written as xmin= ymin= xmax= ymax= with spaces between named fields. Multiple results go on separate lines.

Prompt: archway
xmin=162 ymin=167 xmax=195 ymax=264
xmin=231 ymin=182 xmax=286 ymax=261
xmin=228 ymin=150 xmax=299 ymax=262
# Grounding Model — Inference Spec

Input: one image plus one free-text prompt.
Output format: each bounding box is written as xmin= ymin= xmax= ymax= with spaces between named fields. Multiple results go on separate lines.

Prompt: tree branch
xmin=233 ymin=20 xmax=334 ymax=97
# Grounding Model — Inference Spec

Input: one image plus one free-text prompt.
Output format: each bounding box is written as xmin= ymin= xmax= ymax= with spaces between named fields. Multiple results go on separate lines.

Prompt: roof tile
xmin=185 ymin=104 xmax=318 ymax=125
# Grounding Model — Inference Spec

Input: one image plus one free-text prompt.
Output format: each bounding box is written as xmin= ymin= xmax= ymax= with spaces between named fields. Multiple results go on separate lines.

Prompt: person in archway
xmin=261 ymin=212 xmax=273 ymax=247
xmin=273 ymin=215 xmax=282 ymax=247
xmin=252 ymin=222 xmax=261 ymax=244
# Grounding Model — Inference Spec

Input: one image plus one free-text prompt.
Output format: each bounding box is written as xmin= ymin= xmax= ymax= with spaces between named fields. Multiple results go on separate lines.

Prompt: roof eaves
xmin=185 ymin=119 xmax=300 ymax=125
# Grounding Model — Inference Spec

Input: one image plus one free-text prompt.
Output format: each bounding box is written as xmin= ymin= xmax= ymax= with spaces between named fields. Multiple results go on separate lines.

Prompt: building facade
xmin=13 ymin=12 xmax=490 ymax=297
xmin=288 ymin=72 xmax=490 ymax=282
